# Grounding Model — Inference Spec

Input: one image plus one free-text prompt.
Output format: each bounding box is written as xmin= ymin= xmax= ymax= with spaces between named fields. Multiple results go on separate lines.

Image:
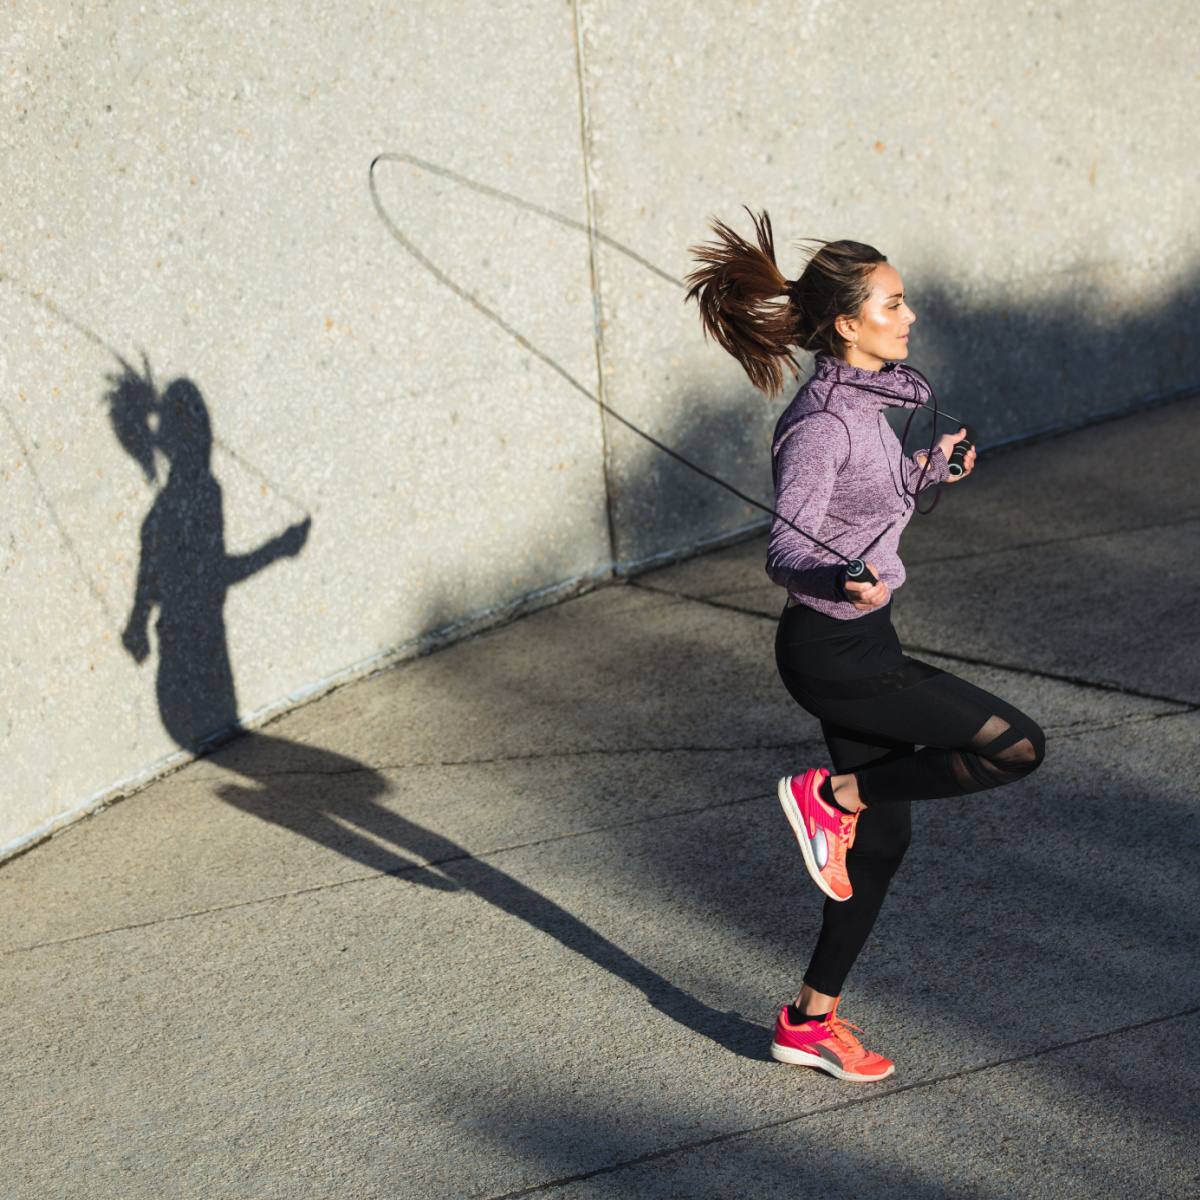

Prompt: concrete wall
xmin=3 ymin=0 xmax=1198 ymax=857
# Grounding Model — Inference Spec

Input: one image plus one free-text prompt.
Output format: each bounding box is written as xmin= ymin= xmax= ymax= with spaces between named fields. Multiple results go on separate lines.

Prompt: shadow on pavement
xmin=212 ymin=730 xmax=768 ymax=1060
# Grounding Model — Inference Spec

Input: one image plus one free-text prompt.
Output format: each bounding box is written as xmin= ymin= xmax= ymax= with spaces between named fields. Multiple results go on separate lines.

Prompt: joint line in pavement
xmin=630 ymin=582 xmax=1200 ymax=710
xmin=479 ymin=1002 xmax=1200 ymax=1200
xmin=2 ymin=779 xmax=813 ymax=956
xmin=903 ymin=510 xmax=1200 ymax=571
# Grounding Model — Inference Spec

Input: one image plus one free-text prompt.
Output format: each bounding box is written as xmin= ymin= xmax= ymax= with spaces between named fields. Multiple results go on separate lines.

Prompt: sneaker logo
xmin=816 ymin=1044 xmax=844 ymax=1069
xmin=810 ymin=828 xmax=828 ymax=869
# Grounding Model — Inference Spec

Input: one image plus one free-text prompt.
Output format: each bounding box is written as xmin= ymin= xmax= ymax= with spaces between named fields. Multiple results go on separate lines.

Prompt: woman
xmin=686 ymin=213 xmax=1044 ymax=1082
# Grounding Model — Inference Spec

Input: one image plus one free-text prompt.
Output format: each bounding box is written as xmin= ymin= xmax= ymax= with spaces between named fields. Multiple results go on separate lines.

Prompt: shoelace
xmin=837 ymin=809 xmax=859 ymax=847
xmin=827 ymin=1016 xmax=868 ymax=1058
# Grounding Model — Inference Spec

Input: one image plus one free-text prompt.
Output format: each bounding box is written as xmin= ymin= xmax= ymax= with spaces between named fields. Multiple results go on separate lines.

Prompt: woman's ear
xmin=834 ymin=314 xmax=859 ymax=344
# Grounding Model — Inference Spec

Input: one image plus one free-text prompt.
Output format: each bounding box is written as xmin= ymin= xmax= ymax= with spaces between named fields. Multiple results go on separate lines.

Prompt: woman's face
xmin=837 ymin=263 xmax=915 ymax=370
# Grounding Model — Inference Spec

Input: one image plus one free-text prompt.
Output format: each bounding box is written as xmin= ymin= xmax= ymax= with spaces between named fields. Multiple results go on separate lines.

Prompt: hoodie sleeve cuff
xmin=911 ymin=446 xmax=950 ymax=487
xmin=766 ymin=560 xmax=847 ymax=602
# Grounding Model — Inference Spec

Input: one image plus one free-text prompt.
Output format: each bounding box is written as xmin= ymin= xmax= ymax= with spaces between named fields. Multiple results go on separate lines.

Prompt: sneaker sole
xmin=777 ymin=775 xmax=845 ymax=903
xmin=770 ymin=1039 xmax=895 ymax=1082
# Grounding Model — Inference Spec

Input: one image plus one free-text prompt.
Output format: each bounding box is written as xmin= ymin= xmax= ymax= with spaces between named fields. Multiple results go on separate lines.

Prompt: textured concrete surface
xmin=4 ymin=0 xmax=1200 ymax=855
xmin=2 ymin=403 xmax=1197 ymax=1198
xmin=0 ymin=0 xmax=608 ymax=852
xmin=582 ymin=0 xmax=1200 ymax=564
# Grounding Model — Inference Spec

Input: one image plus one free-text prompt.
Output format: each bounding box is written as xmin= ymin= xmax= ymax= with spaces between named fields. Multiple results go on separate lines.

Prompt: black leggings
xmin=775 ymin=601 xmax=1045 ymax=997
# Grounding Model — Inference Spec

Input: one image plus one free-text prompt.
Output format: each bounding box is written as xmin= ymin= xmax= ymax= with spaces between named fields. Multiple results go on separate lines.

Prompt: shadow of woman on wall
xmin=106 ymin=358 xmax=311 ymax=751
xmin=104 ymin=357 xmax=765 ymax=1057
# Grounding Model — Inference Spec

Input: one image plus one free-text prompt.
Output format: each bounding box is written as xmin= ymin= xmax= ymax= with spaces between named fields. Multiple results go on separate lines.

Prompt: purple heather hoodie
xmin=766 ymin=354 xmax=950 ymax=620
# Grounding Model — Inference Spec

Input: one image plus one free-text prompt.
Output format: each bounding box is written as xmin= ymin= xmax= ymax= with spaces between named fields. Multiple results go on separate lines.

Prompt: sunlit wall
xmin=3 ymin=0 xmax=1197 ymax=855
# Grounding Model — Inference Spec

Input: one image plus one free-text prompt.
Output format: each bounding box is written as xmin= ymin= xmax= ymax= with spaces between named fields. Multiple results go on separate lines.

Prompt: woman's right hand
xmin=843 ymin=562 xmax=889 ymax=611
xmin=937 ymin=427 xmax=976 ymax=480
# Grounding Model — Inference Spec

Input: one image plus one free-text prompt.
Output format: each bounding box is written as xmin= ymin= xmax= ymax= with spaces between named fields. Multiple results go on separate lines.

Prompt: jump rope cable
xmin=369 ymin=157 xmax=968 ymax=584
xmin=827 ymin=362 xmax=974 ymax=517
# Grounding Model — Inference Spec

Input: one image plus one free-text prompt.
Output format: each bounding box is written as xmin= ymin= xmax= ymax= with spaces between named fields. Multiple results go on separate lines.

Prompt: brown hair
xmin=685 ymin=209 xmax=887 ymax=396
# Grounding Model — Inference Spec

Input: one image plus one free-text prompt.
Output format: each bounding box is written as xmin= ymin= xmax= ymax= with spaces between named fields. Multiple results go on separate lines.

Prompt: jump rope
xmin=369 ymin=155 xmax=975 ymax=590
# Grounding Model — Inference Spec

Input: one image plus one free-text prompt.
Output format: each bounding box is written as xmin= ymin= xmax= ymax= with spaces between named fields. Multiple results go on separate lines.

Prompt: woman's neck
xmin=840 ymin=346 xmax=887 ymax=373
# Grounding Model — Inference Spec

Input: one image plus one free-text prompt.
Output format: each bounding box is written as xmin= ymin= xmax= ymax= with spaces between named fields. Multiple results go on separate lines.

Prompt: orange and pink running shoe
xmin=770 ymin=1001 xmax=896 ymax=1082
xmin=777 ymin=769 xmax=858 ymax=901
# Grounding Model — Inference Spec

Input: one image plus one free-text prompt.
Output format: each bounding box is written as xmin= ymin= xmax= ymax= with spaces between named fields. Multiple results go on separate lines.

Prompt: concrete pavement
xmin=2 ymin=398 xmax=1199 ymax=1198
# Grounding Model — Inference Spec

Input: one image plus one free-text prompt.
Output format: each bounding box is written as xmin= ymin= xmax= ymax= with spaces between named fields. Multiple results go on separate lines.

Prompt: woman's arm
xmin=766 ymin=413 xmax=853 ymax=603
xmin=910 ymin=427 xmax=973 ymax=484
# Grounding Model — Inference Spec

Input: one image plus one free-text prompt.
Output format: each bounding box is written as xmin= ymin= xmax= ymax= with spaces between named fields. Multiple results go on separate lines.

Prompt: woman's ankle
xmin=829 ymin=773 xmax=866 ymax=813
xmin=796 ymin=984 xmax=838 ymax=1018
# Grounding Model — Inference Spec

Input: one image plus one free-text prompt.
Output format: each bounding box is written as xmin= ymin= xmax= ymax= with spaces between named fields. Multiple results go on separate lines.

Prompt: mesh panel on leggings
xmin=946 ymin=714 xmax=1041 ymax=793
xmin=777 ymin=635 xmax=1047 ymax=806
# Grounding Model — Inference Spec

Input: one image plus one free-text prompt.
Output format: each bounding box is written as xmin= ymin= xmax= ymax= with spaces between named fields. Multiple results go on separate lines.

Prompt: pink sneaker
xmin=777 ymin=769 xmax=858 ymax=901
xmin=770 ymin=1001 xmax=895 ymax=1081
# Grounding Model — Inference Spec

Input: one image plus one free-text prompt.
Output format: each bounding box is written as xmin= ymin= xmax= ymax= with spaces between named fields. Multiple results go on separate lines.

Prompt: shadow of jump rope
xmin=214 ymin=731 xmax=769 ymax=1059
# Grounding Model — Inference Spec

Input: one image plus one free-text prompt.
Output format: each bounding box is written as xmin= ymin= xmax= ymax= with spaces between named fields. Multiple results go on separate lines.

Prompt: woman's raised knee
xmin=1017 ymin=718 xmax=1046 ymax=773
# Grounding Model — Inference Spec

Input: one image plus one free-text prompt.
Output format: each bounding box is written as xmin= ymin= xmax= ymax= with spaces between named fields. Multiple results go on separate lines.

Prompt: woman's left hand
xmin=937 ymin=427 xmax=976 ymax=480
xmin=843 ymin=561 xmax=889 ymax=611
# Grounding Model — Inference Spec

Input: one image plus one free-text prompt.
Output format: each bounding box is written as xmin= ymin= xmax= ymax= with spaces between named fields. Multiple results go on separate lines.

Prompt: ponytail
xmin=686 ymin=210 xmax=887 ymax=396
xmin=685 ymin=209 xmax=797 ymax=397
